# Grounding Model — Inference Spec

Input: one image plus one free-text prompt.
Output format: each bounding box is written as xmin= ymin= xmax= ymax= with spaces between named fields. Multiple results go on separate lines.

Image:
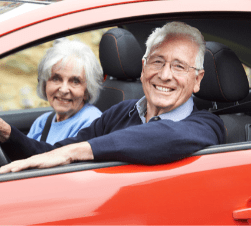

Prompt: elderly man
xmin=0 ymin=21 xmax=225 ymax=173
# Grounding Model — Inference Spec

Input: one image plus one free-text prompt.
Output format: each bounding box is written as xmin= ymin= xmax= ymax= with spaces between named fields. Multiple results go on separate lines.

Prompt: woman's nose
xmin=59 ymin=82 xmax=70 ymax=93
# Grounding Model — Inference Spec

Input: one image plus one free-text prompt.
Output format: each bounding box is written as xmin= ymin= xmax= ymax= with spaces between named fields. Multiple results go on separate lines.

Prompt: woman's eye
xmin=72 ymin=78 xmax=80 ymax=84
xmin=51 ymin=76 xmax=60 ymax=82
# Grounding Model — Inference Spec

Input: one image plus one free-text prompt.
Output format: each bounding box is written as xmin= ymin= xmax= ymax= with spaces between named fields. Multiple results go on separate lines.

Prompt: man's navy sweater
xmin=3 ymin=99 xmax=225 ymax=165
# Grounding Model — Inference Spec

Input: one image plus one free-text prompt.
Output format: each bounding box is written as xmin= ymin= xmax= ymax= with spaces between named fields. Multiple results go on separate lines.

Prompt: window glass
xmin=0 ymin=2 xmax=51 ymax=22
xmin=0 ymin=28 xmax=112 ymax=112
xmin=0 ymin=2 xmax=22 ymax=15
xmin=243 ymin=64 xmax=251 ymax=87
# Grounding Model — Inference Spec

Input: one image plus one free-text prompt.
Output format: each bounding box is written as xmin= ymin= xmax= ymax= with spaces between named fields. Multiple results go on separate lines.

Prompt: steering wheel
xmin=0 ymin=145 xmax=10 ymax=167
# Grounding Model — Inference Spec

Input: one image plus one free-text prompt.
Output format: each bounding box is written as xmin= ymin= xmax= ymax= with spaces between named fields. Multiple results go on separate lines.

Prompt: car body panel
xmin=0 ymin=0 xmax=153 ymax=38
xmin=0 ymin=150 xmax=251 ymax=224
xmin=0 ymin=0 xmax=251 ymax=225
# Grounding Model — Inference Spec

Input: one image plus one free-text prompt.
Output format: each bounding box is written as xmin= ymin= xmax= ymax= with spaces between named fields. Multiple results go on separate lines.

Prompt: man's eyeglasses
xmin=144 ymin=56 xmax=203 ymax=74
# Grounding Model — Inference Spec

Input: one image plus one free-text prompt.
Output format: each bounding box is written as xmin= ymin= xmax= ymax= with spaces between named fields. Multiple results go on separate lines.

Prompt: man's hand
xmin=0 ymin=118 xmax=11 ymax=143
xmin=0 ymin=141 xmax=94 ymax=173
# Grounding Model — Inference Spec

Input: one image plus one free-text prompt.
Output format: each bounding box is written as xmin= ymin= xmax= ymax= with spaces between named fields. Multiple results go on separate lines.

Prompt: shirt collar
xmin=135 ymin=96 xmax=194 ymax=123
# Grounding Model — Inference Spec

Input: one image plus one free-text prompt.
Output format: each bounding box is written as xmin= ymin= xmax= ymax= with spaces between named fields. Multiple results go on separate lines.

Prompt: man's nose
xmin=59 ymin=82 xmax=70 ymax=93
xmin=158 ymin=63 xmax=173 ymax=81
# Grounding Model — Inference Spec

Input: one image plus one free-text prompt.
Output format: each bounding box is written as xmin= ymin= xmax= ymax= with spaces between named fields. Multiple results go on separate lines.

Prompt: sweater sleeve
xmin=1 ymin=106 xmax=102 ymax=160
xmin=1 ymin=126 xmax=55 ymax=161
xmin=89 ymin=110 xmax=225 ymax=165
xmin=1 ymin=113 xmax=105 ymax=161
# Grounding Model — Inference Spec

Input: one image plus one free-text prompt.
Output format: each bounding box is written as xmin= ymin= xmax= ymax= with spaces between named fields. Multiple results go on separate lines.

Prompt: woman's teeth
xmin=57 ymin=98 xmax=71 ymax=102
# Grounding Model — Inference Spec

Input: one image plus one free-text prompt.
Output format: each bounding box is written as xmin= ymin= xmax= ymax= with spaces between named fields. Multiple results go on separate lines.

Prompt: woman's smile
xmin=46 ymin=59 xmax=87 ymax=122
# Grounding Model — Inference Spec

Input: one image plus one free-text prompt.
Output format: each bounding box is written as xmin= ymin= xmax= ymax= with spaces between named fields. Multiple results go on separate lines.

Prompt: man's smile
xmin=153 ymin=84 xmax=175 ymax=93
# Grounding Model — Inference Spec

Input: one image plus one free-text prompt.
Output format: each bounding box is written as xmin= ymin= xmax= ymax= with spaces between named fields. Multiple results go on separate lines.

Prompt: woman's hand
xmin=0 ymin=118 xmax=11 ymax=143
xmin=0 ymin=141 xmax=94 ymax=173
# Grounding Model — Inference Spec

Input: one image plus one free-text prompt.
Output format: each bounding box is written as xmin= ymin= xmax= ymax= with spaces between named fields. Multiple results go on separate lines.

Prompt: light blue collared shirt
xmin=136 ymin=96 xmax=194 ymax=123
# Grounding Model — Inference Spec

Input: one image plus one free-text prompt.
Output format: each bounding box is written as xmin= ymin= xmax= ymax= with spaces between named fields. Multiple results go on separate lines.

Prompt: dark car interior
xmin=1 ymin=16 xmax=251 ymax=179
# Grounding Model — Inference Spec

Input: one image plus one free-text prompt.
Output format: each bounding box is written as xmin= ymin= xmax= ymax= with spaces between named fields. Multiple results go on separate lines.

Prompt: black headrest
xmin=99 ymin=28 xmax=143 ymax=80
xmin=194 ymin=41 xmax=249 ymax=102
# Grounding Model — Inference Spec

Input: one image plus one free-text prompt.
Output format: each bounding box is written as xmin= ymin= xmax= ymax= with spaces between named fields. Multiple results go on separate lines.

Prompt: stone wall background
xmin=0 ymin=28 xmax=110 ymax=111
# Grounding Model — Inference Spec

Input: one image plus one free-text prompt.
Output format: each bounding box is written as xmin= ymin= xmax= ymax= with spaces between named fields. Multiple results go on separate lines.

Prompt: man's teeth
xmin=155 ymin=85 xmax=173 ymax=92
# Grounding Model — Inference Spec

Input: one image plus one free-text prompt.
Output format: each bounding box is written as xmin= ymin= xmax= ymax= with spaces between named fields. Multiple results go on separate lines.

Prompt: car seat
xmin=193 ymin=41 xmax=250 ymax=143
xmin=194 ymin=41 xmax=249 ymax=109
xmin=95 ymin=28 xmax=145 ymax=112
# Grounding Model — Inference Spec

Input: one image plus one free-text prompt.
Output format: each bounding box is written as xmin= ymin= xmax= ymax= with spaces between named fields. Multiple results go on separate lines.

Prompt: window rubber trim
xmin=0 ymin=161 xmax=128 ymax=182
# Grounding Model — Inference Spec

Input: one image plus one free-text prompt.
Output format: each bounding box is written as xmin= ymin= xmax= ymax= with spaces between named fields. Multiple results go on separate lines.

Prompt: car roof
xmin=0 ymin=0 xmax=250 ymax=37
xmin=0 ymin=0 xmax=251 ymax=66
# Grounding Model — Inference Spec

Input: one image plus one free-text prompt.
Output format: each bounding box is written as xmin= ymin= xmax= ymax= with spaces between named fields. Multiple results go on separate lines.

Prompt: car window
xmin=0 ymin=25 xmax=249 ymax=112
xmin=0 ymin=28 xmax=112 ymax=112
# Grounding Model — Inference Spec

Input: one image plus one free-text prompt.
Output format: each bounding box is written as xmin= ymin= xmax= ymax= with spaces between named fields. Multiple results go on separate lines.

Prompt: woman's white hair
xmin=37 ymin=38 xmax=103 ymax=104
xmin=143 ymin=21 xmax=206 ymax=71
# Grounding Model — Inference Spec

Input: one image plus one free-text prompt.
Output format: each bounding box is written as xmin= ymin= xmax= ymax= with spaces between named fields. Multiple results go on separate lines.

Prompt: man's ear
xmin=140 ymin=59 xmax=145 ymax=82
xmin=193 ymin=70 xmax=204 ymax=93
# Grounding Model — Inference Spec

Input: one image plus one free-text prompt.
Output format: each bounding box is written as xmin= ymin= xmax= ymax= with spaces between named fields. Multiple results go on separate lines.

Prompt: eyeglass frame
xmin=143 ymin=56 xmax=203 ymax=75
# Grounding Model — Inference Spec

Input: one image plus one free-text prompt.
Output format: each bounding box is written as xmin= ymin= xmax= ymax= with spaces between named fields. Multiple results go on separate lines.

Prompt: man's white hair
xmin=143 ymin=21 xmax=206 ymax=71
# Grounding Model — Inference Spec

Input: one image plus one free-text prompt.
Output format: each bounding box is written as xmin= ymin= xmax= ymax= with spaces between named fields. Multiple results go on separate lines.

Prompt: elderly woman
xmin=27 ymin=38 xmax=103 ymax=144
xmin=0 ymin=38 xmax=103 ymax=147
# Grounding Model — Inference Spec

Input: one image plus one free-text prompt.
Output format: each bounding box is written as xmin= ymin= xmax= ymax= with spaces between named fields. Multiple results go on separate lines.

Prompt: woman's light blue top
xmin=27 ymin=103 xmax=102 ymax=145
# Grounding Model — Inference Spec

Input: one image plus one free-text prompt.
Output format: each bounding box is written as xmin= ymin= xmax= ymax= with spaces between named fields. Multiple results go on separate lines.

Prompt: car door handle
xmin=233 ymin=208 xmax=251 ymax=220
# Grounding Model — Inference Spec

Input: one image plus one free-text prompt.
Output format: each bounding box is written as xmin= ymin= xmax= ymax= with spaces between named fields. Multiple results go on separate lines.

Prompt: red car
xmin=0 ymin=0 xmax=251 ymax=224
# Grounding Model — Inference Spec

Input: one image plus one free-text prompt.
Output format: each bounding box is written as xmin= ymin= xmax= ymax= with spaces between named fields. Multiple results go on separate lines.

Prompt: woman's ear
xmin=83 ymin=89 xmax=90 ymax=102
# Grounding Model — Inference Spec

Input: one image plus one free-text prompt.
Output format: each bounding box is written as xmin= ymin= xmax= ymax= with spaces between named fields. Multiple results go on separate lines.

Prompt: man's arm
xmin=0 ymin=100 xmax=136 ymax=161
xmin=0 ymin=118 xmax=11 ymax=143
xmin=89 ymin=110 xmax=225 ymax=165
xmin=0 ymin=108 xmax=225 ymax=173
xmin=1 ymin=126 xmax=55 ymax=161
xmin=0 ymin=141 xmax=93 ymax=173
xmin=0 ymin=113 xmax=105 ymax=161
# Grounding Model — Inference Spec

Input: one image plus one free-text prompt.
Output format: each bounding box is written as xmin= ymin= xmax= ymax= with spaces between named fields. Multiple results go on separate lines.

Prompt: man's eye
xmin=153 ymin=60 xmax=163 ymax=64
xmin=173 ymin=63 xmax=185 ymax=70
xmin=150 ymin=59 xmax=164 ymax=66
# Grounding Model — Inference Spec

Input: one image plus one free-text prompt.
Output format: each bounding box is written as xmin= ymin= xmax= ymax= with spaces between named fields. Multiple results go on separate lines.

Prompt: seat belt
xmin=210 ymin=100 xmax=251 ymax=115
xmin=40 ymin=112 xmax=55 ymax=142
xmin=210 ymin=100 xmax=251 ymax=141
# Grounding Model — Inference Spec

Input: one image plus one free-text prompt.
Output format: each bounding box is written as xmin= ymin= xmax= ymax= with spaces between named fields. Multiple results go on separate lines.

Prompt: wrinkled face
xmin=46 ymin=59 xmax=87 ymax=122
xmin=141 ymin=36 xmax=204 ymax=116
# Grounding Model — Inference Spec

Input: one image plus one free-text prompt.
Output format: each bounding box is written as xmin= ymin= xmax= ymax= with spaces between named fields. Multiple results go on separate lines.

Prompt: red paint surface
xmin=0 ymin=150 xmax=251 ymax=224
